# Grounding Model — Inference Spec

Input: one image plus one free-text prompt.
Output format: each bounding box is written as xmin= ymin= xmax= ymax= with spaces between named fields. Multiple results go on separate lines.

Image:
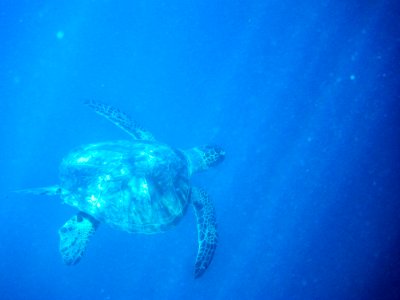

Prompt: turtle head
xmin=185 ymin=145 xmax=225 ymax=175
xmin=198 ymin=145 xmax=225 ymax=167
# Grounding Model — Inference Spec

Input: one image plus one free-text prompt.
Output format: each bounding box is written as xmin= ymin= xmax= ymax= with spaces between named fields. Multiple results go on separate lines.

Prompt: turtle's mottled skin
xmin=20 ymin=101 xmax=225 ymax=278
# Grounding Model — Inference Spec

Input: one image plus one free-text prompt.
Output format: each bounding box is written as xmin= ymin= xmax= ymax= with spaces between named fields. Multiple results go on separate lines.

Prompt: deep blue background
xmin=1 ymin=1 xmax=399 ymax=299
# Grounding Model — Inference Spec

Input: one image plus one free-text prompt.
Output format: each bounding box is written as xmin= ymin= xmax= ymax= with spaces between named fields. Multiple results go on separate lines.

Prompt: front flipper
xmin=58 ymin=212 xmax=99 ymax=265
xmin=85 ymin=100 xmax=155 ymax=141
xmin=191 ymin=187 xmax=218 ymax=278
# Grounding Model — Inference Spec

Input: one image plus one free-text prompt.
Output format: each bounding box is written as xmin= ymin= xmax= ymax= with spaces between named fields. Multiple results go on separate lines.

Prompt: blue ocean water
xmin=1 ymin=1 xmax=399 ymax=299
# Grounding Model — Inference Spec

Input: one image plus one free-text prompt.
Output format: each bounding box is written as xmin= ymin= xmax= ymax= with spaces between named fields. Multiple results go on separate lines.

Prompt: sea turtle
xmin=21 ymin=101 xmax=225 ymax=278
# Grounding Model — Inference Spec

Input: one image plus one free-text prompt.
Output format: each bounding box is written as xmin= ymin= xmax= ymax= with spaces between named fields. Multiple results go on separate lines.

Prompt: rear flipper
xmin=58 ymin=212 xmax=99 ymax=265
xmin=13 ymin=185 xmax=62 ymax=196
xmin=191 ymin=187 xmax=218 ymax=278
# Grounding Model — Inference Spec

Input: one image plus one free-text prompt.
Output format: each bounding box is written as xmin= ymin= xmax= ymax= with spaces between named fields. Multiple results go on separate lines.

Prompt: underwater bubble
xmin=56 ymin=31 xmax=64 ymax=40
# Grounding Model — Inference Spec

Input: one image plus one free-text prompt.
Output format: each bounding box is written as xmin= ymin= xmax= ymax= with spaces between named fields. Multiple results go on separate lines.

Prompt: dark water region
xmin=1 ymin=1 xmax=399 ymax=299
